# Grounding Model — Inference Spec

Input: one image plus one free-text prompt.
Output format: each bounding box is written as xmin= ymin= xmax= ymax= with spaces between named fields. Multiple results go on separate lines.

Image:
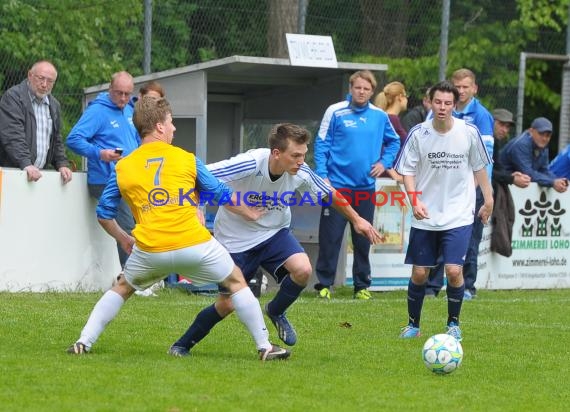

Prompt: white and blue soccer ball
xmin=422 ymin=333 xmax=463 ymax=374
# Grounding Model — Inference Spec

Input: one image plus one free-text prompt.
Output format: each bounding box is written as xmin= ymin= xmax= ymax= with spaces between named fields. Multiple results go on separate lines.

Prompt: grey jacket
xmin=0 ymin=79 xmax=68 ymax=169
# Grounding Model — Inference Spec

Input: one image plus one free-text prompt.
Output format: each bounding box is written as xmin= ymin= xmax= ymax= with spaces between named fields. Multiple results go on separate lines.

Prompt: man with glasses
xmin=0 ymin=60 xmax=72 ymax=183
xmin=67 ymin=71 xmax=140 ymax=269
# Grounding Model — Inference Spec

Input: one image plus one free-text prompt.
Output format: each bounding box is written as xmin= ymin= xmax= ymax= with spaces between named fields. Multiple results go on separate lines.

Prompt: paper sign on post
xmin=286 ymin=33 xmax=338 ymax=68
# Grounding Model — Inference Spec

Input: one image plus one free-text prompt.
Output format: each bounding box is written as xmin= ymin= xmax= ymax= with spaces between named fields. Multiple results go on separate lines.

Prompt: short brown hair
xmin=139 ymin=81 xmax=165 ymax=98
xmin=133 ymin=96 xmax=172 ymax=138
xmin=429 ymin=81 xmax=459 ymax=103
xmin=268 ymin=123 xmax=311 ymax=151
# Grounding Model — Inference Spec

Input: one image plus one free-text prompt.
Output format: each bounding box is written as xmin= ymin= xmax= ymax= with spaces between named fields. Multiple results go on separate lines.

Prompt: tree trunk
xmin=267 ymin=0 xmax=299 ymax=58
xmin=360 ymin=0 xmax=411 ymax=57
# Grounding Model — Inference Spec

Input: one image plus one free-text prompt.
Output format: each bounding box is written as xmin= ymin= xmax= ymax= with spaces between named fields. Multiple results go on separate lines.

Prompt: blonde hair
xmin=349 ymin=70 xmax=377 ymax=91
xmin=451 ymin=68 xmax=476 ymax=84
xmin=374 ymin=81 xmax=406 ymax=110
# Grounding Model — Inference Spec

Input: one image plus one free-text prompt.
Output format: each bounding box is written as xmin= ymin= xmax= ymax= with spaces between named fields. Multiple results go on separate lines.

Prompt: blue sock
xmin=407 ymin=279 xmax=426 ymax=328
xmin=267 ymin=275 xmax=305 ymax=316
xmin=446 ymin=284 xmax=465 ymax=325
xmin=174 ymin=304 xmax=223 ymax=349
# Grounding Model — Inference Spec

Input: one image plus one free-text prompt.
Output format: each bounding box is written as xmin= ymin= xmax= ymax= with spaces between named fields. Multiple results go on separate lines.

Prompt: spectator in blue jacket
xmin=501 ymin=117 xmax=568 ymax=193
xmin=313 ymin=70 xmax=400 ymax=300
xmin=67 ymin=71 xmax=140 ymax=267
xmin=549 ymin=143 xmax=570 ymax=181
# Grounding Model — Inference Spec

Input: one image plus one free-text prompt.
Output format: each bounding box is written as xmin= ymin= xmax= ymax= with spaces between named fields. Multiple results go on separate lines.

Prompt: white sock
xmin=78 ymin=290 xmax=125 ymax=349
xmin=231 ymin=287 xmax=271 ymax=351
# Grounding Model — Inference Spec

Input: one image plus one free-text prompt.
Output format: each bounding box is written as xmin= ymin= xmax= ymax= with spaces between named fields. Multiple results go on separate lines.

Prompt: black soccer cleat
xmin=167 ymin=345 xmax=190 ymax=357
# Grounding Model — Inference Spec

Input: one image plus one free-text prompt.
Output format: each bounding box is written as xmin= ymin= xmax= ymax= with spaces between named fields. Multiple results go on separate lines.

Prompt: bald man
xmin=67 ymin=71 xmax=140 ymax=268
xmin=0 ymin=60 xmax=72 ymax=183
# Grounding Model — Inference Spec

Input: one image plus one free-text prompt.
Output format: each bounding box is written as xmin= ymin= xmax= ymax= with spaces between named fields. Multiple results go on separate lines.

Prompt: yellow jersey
xmin=98 ymin=141 xmax=229 ymax=252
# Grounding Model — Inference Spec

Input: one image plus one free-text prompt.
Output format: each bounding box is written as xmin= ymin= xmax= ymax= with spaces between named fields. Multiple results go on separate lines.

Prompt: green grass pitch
xmin=1 ymin=287 xmax=569 ymax=411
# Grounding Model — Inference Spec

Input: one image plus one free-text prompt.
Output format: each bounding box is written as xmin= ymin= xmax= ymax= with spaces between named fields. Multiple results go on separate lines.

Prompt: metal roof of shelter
xmin=83 ymin=55 xmax=388 ymax=161
xmin=85 ymin=55 xmax=387 ymax=95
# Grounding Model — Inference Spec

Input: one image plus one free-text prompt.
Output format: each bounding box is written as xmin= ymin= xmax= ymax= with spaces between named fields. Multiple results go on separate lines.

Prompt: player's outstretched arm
xmin=328 ymin=189 xmax=383 ymax=244
xmin=351 ymin=215 xmax=384 ymax=244
xmin=223 ymin=192 xmax=266 ymax=221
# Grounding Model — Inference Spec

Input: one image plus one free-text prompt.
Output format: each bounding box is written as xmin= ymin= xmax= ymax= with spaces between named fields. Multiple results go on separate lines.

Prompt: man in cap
xmin=500 ymin=117 xmax=568 ymax=193
xmin=491 ymin=109 xmax=530 ymax=188
xmin=490 ymin=109 xmax=530 ymax=258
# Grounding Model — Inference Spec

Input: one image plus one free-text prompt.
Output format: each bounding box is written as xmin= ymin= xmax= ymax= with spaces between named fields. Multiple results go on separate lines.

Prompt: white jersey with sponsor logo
xmin=395 ymin=118 xmax=490 ymax=230
xmin=207 ymin=148 xmax=330 ymax=252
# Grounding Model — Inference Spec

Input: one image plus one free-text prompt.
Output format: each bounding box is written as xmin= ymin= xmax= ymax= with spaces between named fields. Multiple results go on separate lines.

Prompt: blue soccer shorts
xmin=404 ymin=225 xmax=472 ymax=267
xmin=230 ymin=228 xmax=305 ymax=283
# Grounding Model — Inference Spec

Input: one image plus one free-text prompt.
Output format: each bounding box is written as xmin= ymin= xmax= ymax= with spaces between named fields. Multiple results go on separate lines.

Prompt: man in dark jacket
xmin=492 ymin=109 xmax=530 ymax=188
xmin=401 ymin=87 xmax=431 ymax=131
xmin=500 ymin=116 xmax=567 ymax=193
xmin=490 ymin=109 xmax=530 ymax=257
xmin=0 ymin=60 xmax=71 ymax=183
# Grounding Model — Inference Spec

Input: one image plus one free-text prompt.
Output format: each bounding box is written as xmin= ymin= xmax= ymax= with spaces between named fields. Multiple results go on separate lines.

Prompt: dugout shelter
xmin=84 ymin=55 xmax=388 ymax=288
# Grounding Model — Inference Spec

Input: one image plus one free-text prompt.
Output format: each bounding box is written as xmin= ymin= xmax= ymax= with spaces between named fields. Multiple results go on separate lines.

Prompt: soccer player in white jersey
xmin=169 ymin=123 xmax=382 ymax=353
xmin=425 ymin=68 xmax=496 ymax=300
xmin=67 ymin=96 xmax=290 ymax=361
xmin=394 ymin=81 xmax=493 ymax=341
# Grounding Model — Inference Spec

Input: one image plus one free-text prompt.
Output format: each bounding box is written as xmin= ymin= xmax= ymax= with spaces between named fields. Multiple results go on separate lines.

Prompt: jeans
xmin=463 ymin=188 xmax=485 ymax=294
xmin=315 ymin=188 xmax=375 ymax=292
xmin=89 ymin=184 xmax=135 ymax=268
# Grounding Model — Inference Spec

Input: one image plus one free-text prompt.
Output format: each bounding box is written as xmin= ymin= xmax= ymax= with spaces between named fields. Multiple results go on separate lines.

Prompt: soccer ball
xmin=422 ymin=334 xmax=463 ymax=374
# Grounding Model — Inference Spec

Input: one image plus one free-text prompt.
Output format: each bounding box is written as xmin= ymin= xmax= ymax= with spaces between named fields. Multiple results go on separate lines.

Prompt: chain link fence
xmin=1 ymin=0 xmax=567 ymax=158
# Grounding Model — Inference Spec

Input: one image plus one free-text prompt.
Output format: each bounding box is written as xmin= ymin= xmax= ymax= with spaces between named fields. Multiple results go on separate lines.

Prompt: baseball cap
xmin=530 ymin=117 xmax=553 ymax=133
xmin=492 ymin=108 xmax=514 ymax=125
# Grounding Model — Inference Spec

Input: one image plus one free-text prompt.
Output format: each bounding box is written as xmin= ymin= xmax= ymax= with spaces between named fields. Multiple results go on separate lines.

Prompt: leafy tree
xmin=353 ymin=0 xmax=568 ymax=128
xmin=151 ymin=1 xmax=196 ymax=70
xmin=0 ymin=0 xmax=143 ymax=165
xmin=0 ymin=0 xmax=143 ymax=91
xmin=2 ymin=0 xmax=569 ymax=155
xmin=181 ymin=0 xmax=268 ymax=63
xmin=359 ymin=0 xmax=412 ymax=58
xmin=518 ymin=0 xmax=570 ymax=31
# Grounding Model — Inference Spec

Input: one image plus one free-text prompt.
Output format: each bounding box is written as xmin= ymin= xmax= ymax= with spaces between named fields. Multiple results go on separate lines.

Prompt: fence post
xmin=143 ymin=0 xmax=152 ymax=74
xmin=558 ymin=3 xmax=570 ymax=153
xmin=439 ymin=0 xmax=450 ymax=81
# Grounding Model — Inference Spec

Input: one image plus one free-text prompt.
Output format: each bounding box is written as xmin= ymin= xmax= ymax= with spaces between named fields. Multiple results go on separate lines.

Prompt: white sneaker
xmin=135 ymin=280 xmax=164 ymax=297
xmin=150 ymin=280 xmax=164 ymax=292
xmin=135 ymin=288 xmax=157 ymax=297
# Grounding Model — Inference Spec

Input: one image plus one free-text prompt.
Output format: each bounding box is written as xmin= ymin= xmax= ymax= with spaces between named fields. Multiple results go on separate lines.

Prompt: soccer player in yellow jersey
xmin=67 ymin=96 xmax=290 ymax=361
